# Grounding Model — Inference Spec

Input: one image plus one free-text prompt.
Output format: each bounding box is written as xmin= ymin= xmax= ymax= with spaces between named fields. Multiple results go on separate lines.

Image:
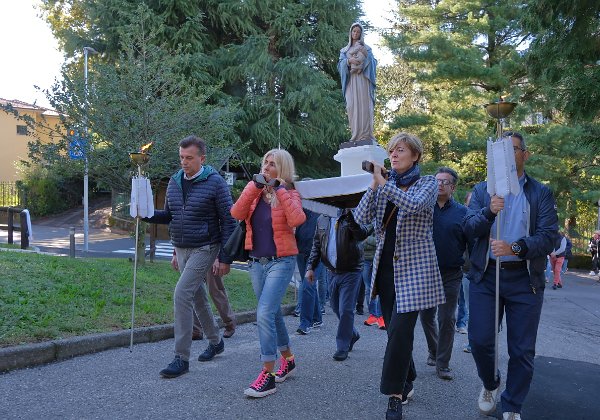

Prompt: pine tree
xmin=523 ymin=0 xmax=600 ymax=121
xmin=382 ymin=0 xmax=532 ymax=186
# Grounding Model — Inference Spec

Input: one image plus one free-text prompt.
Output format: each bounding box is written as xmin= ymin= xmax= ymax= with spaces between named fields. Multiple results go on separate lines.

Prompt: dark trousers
xmin=193 ymin=267 xmax=236 ymax=335
xmin=329 ymin=271 xmax=361 ymax=351
xmin=377 ymin=268 xmax=418 ymax=396
xmin=469 ymin=266 xmax=544 ymax=414
xmin=419 ymin=269 xmax=462 ymax=368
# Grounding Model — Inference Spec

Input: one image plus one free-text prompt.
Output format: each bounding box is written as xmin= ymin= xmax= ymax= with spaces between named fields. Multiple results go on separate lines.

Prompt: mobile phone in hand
xmin=362 ymin=160 xmax=387 ymax=177
xmin=362 ymin=160 xmax=374 ymax=173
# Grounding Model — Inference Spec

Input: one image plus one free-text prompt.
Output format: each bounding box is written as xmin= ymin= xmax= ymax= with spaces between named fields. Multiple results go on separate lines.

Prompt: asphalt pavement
xmin=1 ymin=270 xmax=599 ymax=420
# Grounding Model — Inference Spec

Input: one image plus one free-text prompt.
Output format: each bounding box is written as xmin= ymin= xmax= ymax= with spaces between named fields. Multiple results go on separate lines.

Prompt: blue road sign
xmin=69 ymin=137 xmax=87 ymax=160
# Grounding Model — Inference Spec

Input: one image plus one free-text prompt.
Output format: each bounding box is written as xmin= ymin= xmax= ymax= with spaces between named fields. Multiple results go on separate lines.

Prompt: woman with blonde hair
xmin=354 ymin=132 xmax=445 ymax=419
xmin=231 ymin=149 xmax=306 ymax=398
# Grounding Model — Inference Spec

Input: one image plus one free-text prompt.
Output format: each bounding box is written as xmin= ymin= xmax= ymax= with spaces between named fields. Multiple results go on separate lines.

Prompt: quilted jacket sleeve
xmin=231 ymin=181 xmax=262 ymax=221
xmin=276 ymin=188 xmax=306 ymax=228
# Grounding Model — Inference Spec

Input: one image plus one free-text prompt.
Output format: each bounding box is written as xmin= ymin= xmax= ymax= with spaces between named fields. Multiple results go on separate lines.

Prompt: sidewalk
xmin=1 ymin=271 xmax=599 ymax=419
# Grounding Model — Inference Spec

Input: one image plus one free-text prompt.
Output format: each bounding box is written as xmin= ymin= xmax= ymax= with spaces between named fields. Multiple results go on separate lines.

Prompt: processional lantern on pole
xmin=483 ymin=98 xmax=519 ymax=383
xmin=128 ymin=142 xmax=154 ymax=352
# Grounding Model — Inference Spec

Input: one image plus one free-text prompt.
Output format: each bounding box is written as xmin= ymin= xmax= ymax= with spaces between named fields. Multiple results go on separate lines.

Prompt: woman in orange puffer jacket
xmin=231 ymin=148 xmax=305 ymax=398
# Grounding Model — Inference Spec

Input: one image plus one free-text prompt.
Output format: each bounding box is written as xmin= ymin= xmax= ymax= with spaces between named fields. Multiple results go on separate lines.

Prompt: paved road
xmin=1 ymin=271 xmax=599 ymax=420
xmin=0 ymin=223 xmax=172 ymax=259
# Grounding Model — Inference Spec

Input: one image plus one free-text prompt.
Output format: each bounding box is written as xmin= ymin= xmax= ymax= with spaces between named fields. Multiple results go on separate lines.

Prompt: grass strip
xmin=0 ymin=252 xmax=296 ymax=347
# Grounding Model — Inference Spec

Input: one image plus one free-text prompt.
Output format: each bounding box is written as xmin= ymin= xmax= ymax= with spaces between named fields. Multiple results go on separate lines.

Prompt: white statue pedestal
xmin=333 ymin=143 xmax=387 ymax=176
xmin=295 ymin=143 xmax=388 ymax=214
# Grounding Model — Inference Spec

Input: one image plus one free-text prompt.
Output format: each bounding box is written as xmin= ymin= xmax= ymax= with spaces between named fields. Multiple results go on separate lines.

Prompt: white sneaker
xmin=589 ymin=271 xmax=596 ymax=276
xmin=456 ymin=326 xmax=468 ymax=334
xmin=478 ymin=383 xmax=500 ymax=415
xmin=503 ymin=412 xmax=521 ymax=420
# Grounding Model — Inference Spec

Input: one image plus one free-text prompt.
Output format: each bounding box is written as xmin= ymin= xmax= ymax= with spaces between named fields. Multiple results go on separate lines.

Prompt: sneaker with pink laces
xmin=244 ymin=369 xmax=276 ymax=398
xmin=275 ymin=356 xmax=296 ymax=383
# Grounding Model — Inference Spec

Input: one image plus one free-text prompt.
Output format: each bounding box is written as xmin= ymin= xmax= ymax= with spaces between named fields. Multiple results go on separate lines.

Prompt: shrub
xmin=17 ymin=166 xmax=83 ymax=217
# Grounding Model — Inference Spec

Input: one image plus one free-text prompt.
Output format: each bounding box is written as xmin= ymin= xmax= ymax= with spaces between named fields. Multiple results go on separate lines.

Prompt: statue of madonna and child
xmin=337 ymin=22 xmax=377 ymax=146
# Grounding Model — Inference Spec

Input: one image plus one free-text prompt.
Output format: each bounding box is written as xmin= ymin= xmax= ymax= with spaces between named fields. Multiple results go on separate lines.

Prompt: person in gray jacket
xmin=144 ymin=135 xmax=236 ymax=378
xmin=463 ymin=131 xmax=558 ymax=420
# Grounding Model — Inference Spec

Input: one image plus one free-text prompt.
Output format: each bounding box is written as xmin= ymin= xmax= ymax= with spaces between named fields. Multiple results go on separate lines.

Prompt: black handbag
xmin=224 ymin=221 xmax=249 ymax=262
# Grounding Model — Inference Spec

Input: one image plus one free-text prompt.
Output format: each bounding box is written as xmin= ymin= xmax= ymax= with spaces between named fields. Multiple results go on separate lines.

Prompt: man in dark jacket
xmin=463 ymin=132 xmax=558 ymax=419
xmin=305 ymin=208 xmax=368 ymax=361
xmin=420 ymin=167 xmax=469 ymax=381
xmin=144 ymin=135 xmax=236 ymax=378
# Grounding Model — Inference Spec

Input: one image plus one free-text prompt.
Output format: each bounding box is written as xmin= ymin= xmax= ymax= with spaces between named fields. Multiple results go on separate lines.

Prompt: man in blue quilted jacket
xmin=144 ymin=135 xmax=236 ymax=378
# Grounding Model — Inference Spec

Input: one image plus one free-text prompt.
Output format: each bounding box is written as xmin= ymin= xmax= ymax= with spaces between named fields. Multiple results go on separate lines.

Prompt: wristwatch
xmin=511 ymin=242 xmax=522 ymax=256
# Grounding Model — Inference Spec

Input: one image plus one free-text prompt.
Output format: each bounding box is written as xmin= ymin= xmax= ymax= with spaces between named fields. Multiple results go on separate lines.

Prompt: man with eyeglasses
xmin=419 ymin=167 xmax=469 ymax=381
xmin=463 ymin=131 xmax=558 ymax=419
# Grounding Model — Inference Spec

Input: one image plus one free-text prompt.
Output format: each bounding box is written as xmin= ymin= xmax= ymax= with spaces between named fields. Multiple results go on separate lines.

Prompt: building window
xmin=16 ymin=125 xmax=28 ymax=135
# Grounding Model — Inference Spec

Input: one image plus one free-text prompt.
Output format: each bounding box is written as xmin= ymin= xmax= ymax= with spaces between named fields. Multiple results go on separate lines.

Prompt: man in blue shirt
xmin=420 ymin=167 xmax=468 ymax=381
xmin=463 ymin=132 xmax=558 ymax=420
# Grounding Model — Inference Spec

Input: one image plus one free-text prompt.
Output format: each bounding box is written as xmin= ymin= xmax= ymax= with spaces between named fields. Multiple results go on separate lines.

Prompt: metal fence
xmin=112 ymin=191 xmax=130 ymax=219
xmin=0 ymin=182 xmax=23 ymax=207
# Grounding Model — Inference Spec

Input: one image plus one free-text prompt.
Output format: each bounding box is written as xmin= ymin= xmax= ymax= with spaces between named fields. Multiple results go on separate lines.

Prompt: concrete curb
xmin=0 ymin=304 xmax=296 ymax=373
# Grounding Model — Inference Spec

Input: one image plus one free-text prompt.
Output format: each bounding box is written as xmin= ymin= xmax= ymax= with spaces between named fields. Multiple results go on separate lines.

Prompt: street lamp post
xmin=83 ymin=46 xmax=98 ymax=253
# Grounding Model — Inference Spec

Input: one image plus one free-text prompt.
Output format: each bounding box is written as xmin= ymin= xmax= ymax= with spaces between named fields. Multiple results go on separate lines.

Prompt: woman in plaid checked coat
xmin=354 ymin=132 xmax=445 ymax=420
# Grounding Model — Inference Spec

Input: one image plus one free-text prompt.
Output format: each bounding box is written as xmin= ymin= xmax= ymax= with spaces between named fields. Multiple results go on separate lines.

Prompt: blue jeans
xmin=329 ymin=271 xmax=361 ymax=351
xmin=456 ymin=275 xmax=469 ymax=329
xmin=469 ymin=266 xmax=544 ymax=414
xmin=561 ymin=259 xmax=568 ymax=274
xmin=361 ymin=260 xmax=381 ymax=317
xmin=545 ymin=256 xmax=554 ymax=280
xmin=249 ymin=256 xmax=296 ymax=362
xmin=318 ymin=269 xmax=329 ymax=312
xmin=298 ymin=263 xmax=324 ymax=330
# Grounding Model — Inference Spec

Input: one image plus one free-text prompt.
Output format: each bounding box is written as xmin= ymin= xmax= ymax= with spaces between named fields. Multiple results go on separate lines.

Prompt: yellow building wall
xmin=0 ymin=107 xmax=63 ymax=182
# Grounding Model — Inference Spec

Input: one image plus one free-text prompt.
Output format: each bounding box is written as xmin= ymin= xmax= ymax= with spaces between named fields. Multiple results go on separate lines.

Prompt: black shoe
xmin=333 ymin=350 xmax=348 ymax=361
xmin=198 ymin=339 xmax=224 ymax=362
xmin=402 ymin=381 xmax=414 ymax=405
xmin=557 ymin=283 xmax=563 ymax=288
xmin=296 ymin=327 xmax=310 ymax=335
xmin=426 ymin=355 xmax=436 ymax=366
xmin=159 ymin=356 xmax=189 ymax=378
xmin=552 ymin=284 xmax=557 ymax=290
xmin=349 ymin=332 xmax=360 ymax=352
xmin=356 ymin=307 xmax=364 ymax=315
xmin=437 ymin=366 xmax=454 ymax=380
xmin=386 ymin=396 xmax=403 ymax=419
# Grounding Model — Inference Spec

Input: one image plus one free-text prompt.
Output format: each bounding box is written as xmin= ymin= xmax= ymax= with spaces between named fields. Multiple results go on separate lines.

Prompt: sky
xmin=0 ymin=0 xmax=395 ymax=109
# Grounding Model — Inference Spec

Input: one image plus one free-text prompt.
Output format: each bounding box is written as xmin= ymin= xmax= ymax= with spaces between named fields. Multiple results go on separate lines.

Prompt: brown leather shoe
xmin=192 ymin=331 xmax=203 ymax=341
xmin=223 ymin=328 xmax=235 ymax=338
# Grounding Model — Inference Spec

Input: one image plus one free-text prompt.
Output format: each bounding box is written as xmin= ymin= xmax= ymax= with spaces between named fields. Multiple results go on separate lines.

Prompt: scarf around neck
xmin=389 ymin=164 xmax=420 ymax=187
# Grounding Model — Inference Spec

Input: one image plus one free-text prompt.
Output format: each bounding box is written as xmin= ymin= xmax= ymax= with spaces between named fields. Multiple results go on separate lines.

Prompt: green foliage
xmin=380 ymin=0 xmax=529 ymax=175
xmin=376 ymin=0 xmax=600 ymax=230
xmin=36 ymin=4 xmax=239 ymax=194
xmin=16 ymin=166 xmax=83 ymax=217
xmin=40 ymin=0 xmax=365 ymax=178
xmin=0 ymin=252 xmax=295 ymax=347
xmin=523 ymin=0 xmax=600 ymax=120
